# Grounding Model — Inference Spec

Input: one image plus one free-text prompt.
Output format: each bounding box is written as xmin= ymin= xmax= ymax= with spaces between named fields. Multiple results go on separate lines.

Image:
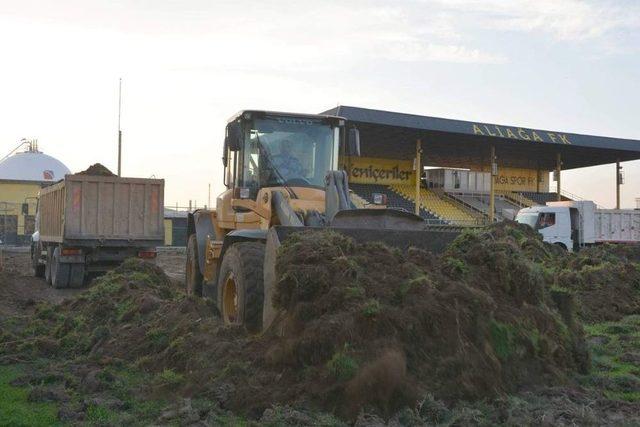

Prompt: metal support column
xmin=556 ymin=153 xmax=562 ymax=201
xmin=489 ymin=145 xmax=496 ymax=223
xmin=616 ymin=159 xmax=621 ymax=209
xmin=415 ymin=139 xmax=422 ymax=216
xmin=117 ymin=78 xmax=123 ymax=177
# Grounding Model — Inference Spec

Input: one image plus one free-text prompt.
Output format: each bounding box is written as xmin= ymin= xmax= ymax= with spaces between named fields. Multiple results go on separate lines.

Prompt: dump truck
xmin=31 ymin=173 xmax=165 ymax=288
xmin=186 ymin=110 xmax=460 ymax=332
xmin=515 ymin=200 xmax=640 ymax=251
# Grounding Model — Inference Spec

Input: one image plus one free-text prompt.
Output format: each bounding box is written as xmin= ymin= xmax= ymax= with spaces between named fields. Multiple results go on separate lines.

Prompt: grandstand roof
xmin=321 ymin=105 xmax=640 ymax=170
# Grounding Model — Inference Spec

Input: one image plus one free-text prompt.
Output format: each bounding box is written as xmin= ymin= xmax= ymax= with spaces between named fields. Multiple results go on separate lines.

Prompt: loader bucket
xmin=261 ymin=209 xmax=462 ymax=332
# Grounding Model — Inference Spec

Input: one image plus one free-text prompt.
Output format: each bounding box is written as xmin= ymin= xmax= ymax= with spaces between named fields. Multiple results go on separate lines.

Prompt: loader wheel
xmin=217 ymin=242 xmax=265 ymax=333
xmin=51 ymin=247 xmax=70 ymax=289
xmin=185 ymin=234 xmax=203 ymax=296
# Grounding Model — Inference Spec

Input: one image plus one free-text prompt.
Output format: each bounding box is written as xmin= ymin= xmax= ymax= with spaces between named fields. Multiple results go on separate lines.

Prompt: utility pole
xmin=208 ymin=183 xmax=211 ymax=209
xmin=489 ymin=145 xmax=496 ymax=223
xmin=415 ymin=139 xmax=422 ymax=216
xmin=616 ymin=160 xmax=622 ymax=209
xmin=117 ymin=78 xmax=123 ymax=177
xmin=556 ymin=153 xmax=562 ymax=201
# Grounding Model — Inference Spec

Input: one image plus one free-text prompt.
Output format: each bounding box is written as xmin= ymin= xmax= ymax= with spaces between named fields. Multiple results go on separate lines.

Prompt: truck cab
xmin=515 ymin=205 xmax=575 ymax=250
xmin=516 ymin=200 xmax=598 ymax=251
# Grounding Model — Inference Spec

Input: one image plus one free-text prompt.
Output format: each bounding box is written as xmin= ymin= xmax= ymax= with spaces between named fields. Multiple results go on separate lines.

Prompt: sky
xmin=0 ymin=0 xmax=639 ymax=208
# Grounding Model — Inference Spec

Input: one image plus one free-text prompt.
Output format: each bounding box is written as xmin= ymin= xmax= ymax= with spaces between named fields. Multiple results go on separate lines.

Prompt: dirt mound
xmin=554 ymin=244 xmax=640 ymax=322
xmin=77 ymin=163 xmax=116 ymax=176
xmin=266 ymin=222 xmax=589 ymax=418
xmin=5 ymin=222 xmax=640 ymax=423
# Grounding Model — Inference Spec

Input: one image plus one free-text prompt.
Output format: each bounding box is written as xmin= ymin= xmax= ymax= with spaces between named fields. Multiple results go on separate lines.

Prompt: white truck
xmin=515 ymin=201 xmax=640 ymax=251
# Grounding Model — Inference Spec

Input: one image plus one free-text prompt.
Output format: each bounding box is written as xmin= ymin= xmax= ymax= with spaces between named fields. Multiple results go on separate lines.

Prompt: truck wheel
xmin=185 ymin=234 xmax=203 ymax=296
xmin=68 ymin=263 xmax=86 ymax=288
xmin=217 ymin=242 xmax=265 ymax=333
xmin=51 ymin=247 xmax=70 ymax=289
xmin=45 ymin=247 xmax=53 ymax=285
xmin=32 ymin=244 xmax=45 ymax=278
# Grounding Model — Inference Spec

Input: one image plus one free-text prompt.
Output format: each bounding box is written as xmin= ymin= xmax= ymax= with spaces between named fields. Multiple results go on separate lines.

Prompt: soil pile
xmin=77 ymin=163 xmax=116 ymax=176
xmin=4 ymin=223 xmax=640 ymax=423
xmin=0 ymin=259 xmax=260 ymax=423
xmin=554 ymin=244 xmax=640 ymax=322
xmin=266 ymin=222 xmax=590 ymax=417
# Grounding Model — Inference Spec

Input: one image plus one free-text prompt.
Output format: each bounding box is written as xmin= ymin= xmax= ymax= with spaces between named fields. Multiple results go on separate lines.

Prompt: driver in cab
xmin=270 ymin=139 xmax=304 ymax=182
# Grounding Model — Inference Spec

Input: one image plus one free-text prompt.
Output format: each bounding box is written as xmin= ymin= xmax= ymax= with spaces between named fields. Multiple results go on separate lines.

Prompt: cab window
xmin=537 ymin=212 xmax=556 ymax=229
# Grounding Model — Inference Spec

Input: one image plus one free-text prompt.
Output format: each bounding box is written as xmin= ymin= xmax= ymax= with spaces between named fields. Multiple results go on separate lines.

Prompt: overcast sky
xmin=1 ymin=0 xmax=639 ymax=208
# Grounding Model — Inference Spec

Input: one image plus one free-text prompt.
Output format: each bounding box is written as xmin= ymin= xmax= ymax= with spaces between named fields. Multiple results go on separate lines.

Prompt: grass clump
xmin=362 ymin=298 xmax=381 ymax=317
xmin=156 ymin=369 xmax=184 ymax=386
xmin=489 ymin=321 xmax=516 ymax=360
xmin=327 ymin=346 xmax=359 ymax=381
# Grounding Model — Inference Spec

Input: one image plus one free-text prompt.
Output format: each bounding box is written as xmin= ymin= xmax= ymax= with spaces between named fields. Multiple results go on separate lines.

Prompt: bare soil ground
xmin=0 ymin=250 xmax=185 ymax=320
xmin=0 ymin=250 xmax=80 ymax=320
xmin=155 ymin=251 xmax=186 ymax=284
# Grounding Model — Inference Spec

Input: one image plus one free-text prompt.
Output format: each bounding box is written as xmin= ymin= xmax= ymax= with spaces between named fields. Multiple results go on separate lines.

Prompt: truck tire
xmin=217 ymin=242 xmax=265 ymax=333
xmin=32 ymin=244 xmax=45 ymax=278
xmin=51 ymin=247 xmax=70 ymax=289
xmin=45 ymin=247 xmax=53 ymax=285
xmin=185 ymin=234 xmax=203 ymax=297
xmin=68 ymin=263 xmax=85 ymax=288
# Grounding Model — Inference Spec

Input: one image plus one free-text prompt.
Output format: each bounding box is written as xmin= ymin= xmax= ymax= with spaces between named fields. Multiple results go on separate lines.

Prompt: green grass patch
xmin=444 ymin=257 xmax=469 ymax=277
xmin=86 ymin=404 xmax=117 ymax=424
xmin=489 ymin=321 xmax=516 ymax=360
xmin=0 ymin=365 xmax=61 ymax=427
xmin=362 ymin=298 xmax=381 ymax=317
xmin=583 ymin=316 xmax=640 ymax=402
xmin=326 ymin=346 xmax=358 ymax=381
xmin=156 ymin=368 xmax=184 ymax=386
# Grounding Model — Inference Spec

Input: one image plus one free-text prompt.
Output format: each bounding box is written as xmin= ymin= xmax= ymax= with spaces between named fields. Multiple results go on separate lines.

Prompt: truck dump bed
xmin=595 ymin=210 xmax=640 ymax=243
xmin=39 ymin=174 xmax=164 ymax=246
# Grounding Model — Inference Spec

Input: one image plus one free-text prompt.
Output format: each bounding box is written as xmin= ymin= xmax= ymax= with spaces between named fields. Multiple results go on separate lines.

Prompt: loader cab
xmin=222 ymin=111 xmax=354 ymax=200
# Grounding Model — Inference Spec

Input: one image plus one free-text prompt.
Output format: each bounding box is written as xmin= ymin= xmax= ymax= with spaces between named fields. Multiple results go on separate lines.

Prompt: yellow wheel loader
xmin=186 ymin=110 xmax=459 ymax=332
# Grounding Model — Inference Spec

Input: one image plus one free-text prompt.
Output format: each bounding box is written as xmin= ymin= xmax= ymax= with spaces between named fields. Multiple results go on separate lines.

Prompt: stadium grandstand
xmin=322 ymin=105 xmax=640 ymax=225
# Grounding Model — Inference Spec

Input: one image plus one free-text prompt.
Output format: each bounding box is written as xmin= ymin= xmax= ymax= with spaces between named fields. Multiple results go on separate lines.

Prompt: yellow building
xmin=0 ymin=143 xmax=70 ymax=245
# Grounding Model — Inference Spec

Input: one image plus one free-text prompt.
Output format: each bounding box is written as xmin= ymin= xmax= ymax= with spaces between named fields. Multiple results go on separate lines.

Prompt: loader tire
xmin=185 ymin=234 xmax=203 ymax=297
xmin=51 ymin=247 xmax=70 ymax=289
xmin=217 ymin=242 xmax=265 ymax=333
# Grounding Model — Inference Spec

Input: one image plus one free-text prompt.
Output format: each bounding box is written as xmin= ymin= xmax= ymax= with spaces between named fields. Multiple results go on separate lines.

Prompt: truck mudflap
xmin=262 ymin=222 xmax=462 ymax=332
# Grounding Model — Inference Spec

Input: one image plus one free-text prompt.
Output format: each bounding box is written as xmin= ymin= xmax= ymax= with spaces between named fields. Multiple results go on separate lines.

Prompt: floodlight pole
xmin=616 ymin=159 xmax=621 ymax=209
xmin=556 ymin=153 xmax=562 ymax=201
xmin=415 ymin=139 xmax=422 ymax=216
xmin=489 ymin=145 xmax=496 ymax=223
xmin=117 ymin=78 xmax=122 ymax=177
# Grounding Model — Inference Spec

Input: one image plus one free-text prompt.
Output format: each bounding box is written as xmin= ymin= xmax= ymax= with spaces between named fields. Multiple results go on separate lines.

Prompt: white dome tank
xmin=0 ymin=150 xmax=71 ymax=182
